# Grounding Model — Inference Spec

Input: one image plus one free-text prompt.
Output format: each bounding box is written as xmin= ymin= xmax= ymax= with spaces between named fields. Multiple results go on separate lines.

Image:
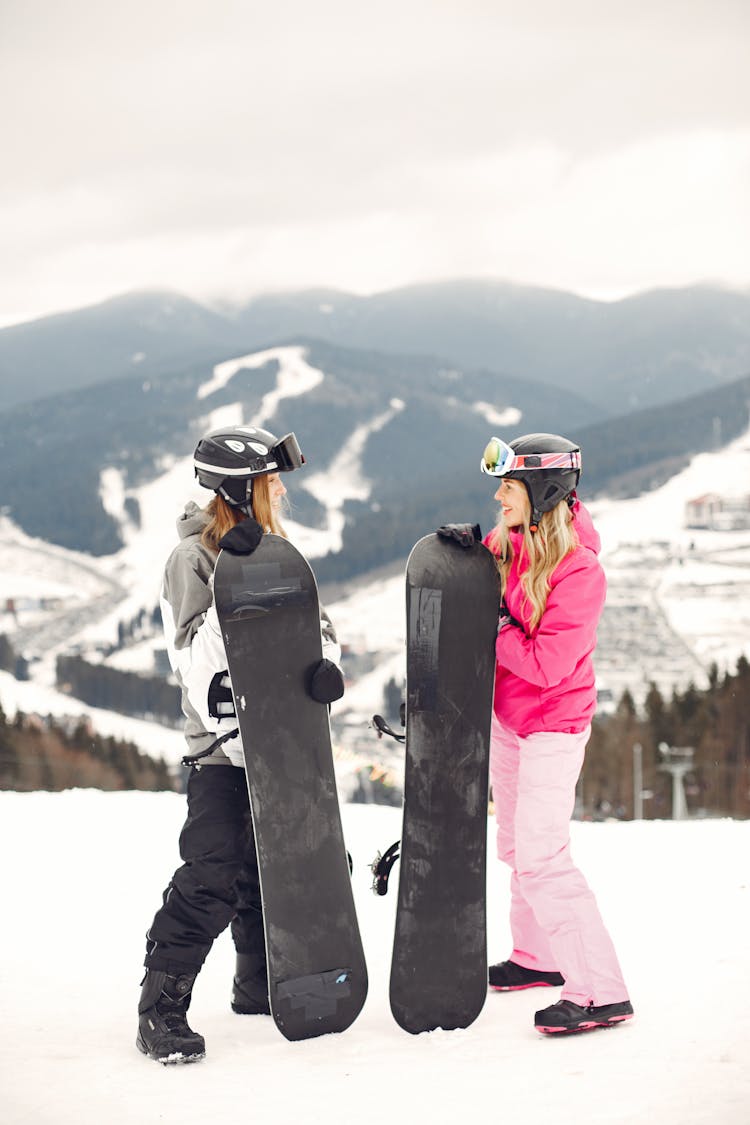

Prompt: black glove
xmin=219 ymin=518 xmax=263 ymax=555
xmin=207 ymin=670 xmax=236 ymax=718
xmin=437 ymin=523 xmax=482 ymax=548
xmin=498 ymin=598 xmax=523 ymax=634
xmin=308 ymin=659 xmax=345 ymax=704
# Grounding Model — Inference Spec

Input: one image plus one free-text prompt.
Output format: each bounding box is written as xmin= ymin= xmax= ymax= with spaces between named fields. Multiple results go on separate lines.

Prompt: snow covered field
xmin=1 ymin=791 xmax=748 ymax=1125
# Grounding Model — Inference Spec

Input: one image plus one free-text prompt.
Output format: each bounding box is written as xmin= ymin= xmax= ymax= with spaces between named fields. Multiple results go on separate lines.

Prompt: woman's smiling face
xmin=494 ymin=477 xmax=530 ymax=529
xmin=267 ymin=473 xmax=287 ymax=512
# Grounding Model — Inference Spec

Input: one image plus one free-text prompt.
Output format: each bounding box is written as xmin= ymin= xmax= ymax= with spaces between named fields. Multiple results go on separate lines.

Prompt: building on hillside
xmin=685 ymin=493 xmax=750 ymax=531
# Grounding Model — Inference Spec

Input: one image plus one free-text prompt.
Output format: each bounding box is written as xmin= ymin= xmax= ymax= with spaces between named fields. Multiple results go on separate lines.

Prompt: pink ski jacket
xmin=485 ymin=500 xmax=606 ymax=737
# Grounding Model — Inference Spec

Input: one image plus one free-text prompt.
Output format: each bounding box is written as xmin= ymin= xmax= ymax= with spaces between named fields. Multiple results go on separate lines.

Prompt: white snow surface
xmin=303 ymin=400 xmax=405 ymax=553
xmin=1 ymin=791 xmax=748 ymax=1124
xmin=196 ymin=345 xmax=324 ymax=408
xmin=473 ymin=400 xmax=523 ymax=427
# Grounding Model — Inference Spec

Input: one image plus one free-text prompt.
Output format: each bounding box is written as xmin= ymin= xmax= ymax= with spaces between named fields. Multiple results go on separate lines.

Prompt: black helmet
xmin=193 ymin=426 xmax=304 ymax=511
xmin=481 ymin=432 xmax=581 ymax=529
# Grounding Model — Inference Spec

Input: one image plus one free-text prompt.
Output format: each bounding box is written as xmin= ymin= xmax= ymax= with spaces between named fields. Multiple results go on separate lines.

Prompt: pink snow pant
xmin=490 ymin=717 xmax=629 ymax=1006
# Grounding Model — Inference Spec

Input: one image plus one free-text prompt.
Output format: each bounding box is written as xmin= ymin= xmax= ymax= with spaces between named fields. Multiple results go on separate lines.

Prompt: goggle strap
xmin=513 ymin=451 xmax=581 ymax=471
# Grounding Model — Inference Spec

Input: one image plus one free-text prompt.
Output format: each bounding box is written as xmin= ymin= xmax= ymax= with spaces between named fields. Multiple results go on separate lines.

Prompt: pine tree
xmin=0 ymin=702 xmax=20 ymax=788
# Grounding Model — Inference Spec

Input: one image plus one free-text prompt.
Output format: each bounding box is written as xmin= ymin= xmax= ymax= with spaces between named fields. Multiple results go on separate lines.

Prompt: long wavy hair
xmin=200 ymin=475 xmax=287 ymax=553
xmin=486 ymin=496 xmax=578 ymax=632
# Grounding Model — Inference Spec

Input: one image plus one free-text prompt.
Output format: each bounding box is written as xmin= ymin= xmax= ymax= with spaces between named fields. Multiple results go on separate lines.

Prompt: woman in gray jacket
xmin=137 ymin=425 xmax=344 ymax=1064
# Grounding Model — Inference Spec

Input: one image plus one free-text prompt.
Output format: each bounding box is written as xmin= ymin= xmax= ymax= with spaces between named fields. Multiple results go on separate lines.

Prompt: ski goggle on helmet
xmin=193 ymin=426 xmax=305 ymax=513
xmin=480 ymin=436 xmax=582 ymax=477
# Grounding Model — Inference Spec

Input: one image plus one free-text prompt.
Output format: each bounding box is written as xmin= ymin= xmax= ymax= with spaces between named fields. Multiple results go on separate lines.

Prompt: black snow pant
xmin=144 ymin=765 xmax=265 ymax=975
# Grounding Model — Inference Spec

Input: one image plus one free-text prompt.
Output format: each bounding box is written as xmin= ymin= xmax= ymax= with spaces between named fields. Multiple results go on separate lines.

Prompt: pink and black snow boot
xmin=489 ymin=960 xmax=564 ymax=991
xmin=534 ymin=998 xmax=634 ymax=1034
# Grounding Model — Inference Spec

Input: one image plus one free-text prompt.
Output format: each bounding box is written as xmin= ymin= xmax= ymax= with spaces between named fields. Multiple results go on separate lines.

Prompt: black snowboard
xmin=390 ymin=533 xmax=499 ymax=1034
xmin=213 ymin=535 xmax=367 ymax=1041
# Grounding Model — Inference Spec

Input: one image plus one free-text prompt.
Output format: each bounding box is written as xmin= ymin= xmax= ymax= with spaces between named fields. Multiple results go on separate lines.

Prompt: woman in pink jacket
xmin=480 ymin=432 xmax=633 ymax=1035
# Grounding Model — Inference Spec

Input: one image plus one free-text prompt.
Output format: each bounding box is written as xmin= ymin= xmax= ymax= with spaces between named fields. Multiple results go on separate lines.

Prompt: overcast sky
xmin=2 ymin=0 xmax=749 ymax=326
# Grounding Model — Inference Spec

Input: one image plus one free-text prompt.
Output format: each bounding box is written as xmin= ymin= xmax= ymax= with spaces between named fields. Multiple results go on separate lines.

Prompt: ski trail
xmin=300 ymin=400 xmax=405 ymax=553
xmin=197 ymin=345 xmax=324 ymax=417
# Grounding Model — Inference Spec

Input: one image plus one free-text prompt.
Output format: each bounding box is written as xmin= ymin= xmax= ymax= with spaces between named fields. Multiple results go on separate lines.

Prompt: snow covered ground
xmin=1 ymin=791 xmax=748 ymax=1125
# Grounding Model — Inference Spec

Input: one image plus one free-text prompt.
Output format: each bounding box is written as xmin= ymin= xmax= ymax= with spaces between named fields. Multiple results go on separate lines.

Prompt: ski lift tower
xmin=657 ymin=742 xmax=695 ymax=820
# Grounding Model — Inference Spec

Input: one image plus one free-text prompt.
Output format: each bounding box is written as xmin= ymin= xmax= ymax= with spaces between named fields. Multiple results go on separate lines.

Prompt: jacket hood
xmin=176 ymin=500 xmax=210 ymax=541
xmin=570 ymin=498 xmax=601 ymax=555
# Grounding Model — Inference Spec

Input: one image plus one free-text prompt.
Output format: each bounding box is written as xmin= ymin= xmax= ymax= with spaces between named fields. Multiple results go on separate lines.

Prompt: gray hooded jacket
xmin=160 ymin=501 xmax=341 ymax=767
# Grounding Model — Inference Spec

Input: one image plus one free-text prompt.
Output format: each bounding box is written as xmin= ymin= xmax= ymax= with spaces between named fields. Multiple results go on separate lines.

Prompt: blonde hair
xmin=487 ymin=497 xmax=578 ymax=632
xmin=200 ymin=475 xmax=287 ymax=553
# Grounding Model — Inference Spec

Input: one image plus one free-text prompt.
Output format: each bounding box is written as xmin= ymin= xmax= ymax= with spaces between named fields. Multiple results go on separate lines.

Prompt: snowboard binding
xmin=370 ymin=714 xmax=405 ymax=743
xmin=370 ymin=840 xmax=400 ymax=896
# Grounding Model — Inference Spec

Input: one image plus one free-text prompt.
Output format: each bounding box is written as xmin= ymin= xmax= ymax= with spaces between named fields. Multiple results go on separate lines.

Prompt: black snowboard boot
xmin=231 ymin=953 xmax=271 ymax=1015
xmin=136 ymin=969 xmax=206 ymax=1063
xmin=489 ymin=960 xmax=565 ymax=991
xmin=534 ymin=998 xmax=634 ymax=1034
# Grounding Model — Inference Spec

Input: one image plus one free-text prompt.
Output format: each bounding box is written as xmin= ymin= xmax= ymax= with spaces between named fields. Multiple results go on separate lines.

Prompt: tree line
xmin=581 ymin=657 xmax=750 ymax=819
xmin=3 ymin=632 xmax=748 ymax=812
xmin=376 ymin=660 xmax=750 ymax=819
xmin=56 ymin=654 xmax=182 ymax=724
xmin=0 ymin=704 xmax=177 ymax=792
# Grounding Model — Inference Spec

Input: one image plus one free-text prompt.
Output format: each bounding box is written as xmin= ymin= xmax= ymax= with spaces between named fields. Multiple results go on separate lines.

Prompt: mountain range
xmin=2 ymin=280 xmax=750 ymax=415
xmin=1 ymin=280 xmax=749 ymax=578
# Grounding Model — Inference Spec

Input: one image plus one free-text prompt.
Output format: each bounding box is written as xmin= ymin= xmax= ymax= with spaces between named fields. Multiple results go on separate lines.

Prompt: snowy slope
xmin=0 ymin=668 xmax=186 ymax=762
xmin=589 ymin=426 xmax=750 ymax=700
xmin=1 ymin=791 xmax=748 ymax=1125
xmin=1 ymin=345 xmax=749 ymax=760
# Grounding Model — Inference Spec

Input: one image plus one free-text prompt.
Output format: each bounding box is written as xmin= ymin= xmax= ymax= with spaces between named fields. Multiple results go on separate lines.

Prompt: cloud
xmin=1 ymin=0 xmax=749 ymax=323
